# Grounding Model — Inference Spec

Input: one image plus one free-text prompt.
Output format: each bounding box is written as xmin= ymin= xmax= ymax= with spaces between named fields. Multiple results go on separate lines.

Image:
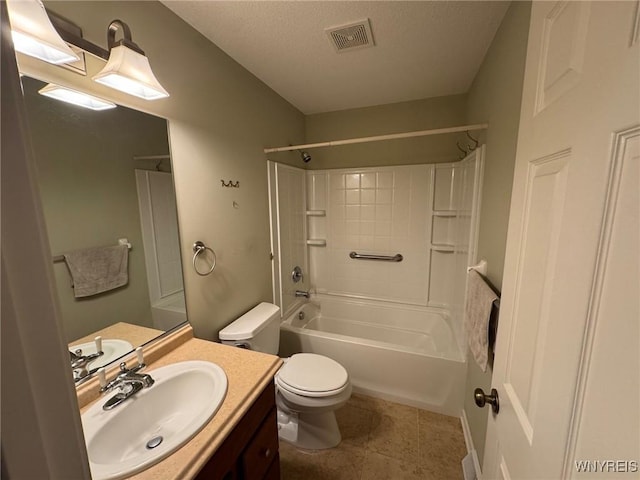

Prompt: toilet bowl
xmin=219 ymin=303 xmax=351 ymax=450
xmin=275 ymin=353 xmax=352 ymax=449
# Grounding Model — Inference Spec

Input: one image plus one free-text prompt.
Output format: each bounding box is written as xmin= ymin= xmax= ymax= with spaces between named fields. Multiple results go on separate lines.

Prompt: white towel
xmin=64 ymin=245 xmax=128 ymax=298
xmin=464 ymin=270 xmax=498 ymax=372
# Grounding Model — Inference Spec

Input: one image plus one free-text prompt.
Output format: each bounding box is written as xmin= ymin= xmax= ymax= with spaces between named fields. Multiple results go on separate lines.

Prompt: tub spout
xmin=295 ymin=290 xmax=310 ymax=298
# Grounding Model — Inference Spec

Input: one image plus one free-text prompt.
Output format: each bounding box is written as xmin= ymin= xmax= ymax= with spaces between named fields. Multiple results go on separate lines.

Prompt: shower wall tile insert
xmin=432 ymin=216 xmax=456 ymax=245
xmin=291 ymin=150 xmax=484 ymax=355
xmin=361 ymin=189 xmax=376 ymax=204
xmin=433 ymin=165 xmax=456 ymax=211
xmin=308 ymin=173 xmax=327 ymax=210
xmin=307 ymin=165 xmax=433 ymax=304
xmin=276 ymin=164 xmax=308 ymax=316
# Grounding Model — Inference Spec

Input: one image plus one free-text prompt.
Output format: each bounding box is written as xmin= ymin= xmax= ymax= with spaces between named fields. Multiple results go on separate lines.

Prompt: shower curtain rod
xmin=263 ymin=123 xmax=488 ymax=154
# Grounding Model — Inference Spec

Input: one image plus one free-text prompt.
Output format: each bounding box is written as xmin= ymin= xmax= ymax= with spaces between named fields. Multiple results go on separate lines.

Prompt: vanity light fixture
xmin=6 ymin=0 xmax=80 ymax=64
xmin=38 ymin=83 xmax=117 ymax=111
xmin=92 ymin=20 xmax=169 ymax=100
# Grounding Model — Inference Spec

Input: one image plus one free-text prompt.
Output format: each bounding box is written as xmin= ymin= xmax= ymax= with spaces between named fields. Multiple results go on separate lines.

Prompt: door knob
xmin=474 ymin=387 xmax=499 ymax=414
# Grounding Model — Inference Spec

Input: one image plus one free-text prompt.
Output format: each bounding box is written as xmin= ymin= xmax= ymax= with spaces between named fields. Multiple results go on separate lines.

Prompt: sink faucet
xmin=99 ymin=351 xmax=154 ymax=410
xmin=295 ymin=290 xmax=310 ymax=298
xmin=70 ymin=349 xmax=104 ymax=381
xmin=70 ymin=336 xmax=104 ymax=382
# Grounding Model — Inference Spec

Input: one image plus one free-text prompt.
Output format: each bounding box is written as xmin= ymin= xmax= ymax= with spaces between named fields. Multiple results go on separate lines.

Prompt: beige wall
xmin=302 ymin=94 xmax=468 ymax=169
xmin=23 ymin=1 xmax=306 ymax=341
xmin=463 ymin=1 xmax=531 ymax=464
xmin=22 ymin=76 xmax=170 ymax=342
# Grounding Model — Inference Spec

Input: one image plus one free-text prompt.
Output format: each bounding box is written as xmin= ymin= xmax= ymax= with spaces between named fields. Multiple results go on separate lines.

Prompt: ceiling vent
xmin=326 ymin=19 xmax=374 ymax=53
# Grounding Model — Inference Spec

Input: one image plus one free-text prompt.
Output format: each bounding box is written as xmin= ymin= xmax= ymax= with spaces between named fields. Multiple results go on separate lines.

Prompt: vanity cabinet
xmin=195 ymin=381 xmax=280 ymax=480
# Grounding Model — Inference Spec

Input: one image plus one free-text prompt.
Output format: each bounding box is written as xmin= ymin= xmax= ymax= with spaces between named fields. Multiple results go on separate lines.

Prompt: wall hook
xmin=456 ymin=141 xmax=469 ymax=159
xmin=466 ymin=130 xmax=479 ymax=150
xmin=221 ymin=180 xmax=240 ymax=188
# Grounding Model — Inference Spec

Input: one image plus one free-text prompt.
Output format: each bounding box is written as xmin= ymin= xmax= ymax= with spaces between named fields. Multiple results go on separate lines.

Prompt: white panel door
xmin=483 ymin=2 xmax=639 ymax=478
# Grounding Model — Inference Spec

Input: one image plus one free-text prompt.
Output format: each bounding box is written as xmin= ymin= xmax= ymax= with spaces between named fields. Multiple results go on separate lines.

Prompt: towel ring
xmin=192 ymin=241 xmax=216 ymax=276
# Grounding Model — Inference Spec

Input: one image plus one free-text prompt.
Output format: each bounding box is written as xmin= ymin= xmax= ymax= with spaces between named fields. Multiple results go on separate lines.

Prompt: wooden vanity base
xmin=195 ymin=382 xmax=280 ymax=480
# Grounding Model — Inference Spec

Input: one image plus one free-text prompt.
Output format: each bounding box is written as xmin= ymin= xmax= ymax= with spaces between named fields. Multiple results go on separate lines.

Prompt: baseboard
xmin=461 ymin=409 xmax=482 ymax=480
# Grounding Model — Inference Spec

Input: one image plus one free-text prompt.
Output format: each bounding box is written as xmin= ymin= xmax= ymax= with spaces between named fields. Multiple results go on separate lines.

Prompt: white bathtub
xmin=279 ymin=294 xmax=466 ymax=416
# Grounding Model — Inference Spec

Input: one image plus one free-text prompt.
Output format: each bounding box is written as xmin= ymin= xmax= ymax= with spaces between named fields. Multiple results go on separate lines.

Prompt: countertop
xmin=70 ymin=322 xmax=163 ymax=352
xmin=80 ymin=335 xmax=282 ymax=479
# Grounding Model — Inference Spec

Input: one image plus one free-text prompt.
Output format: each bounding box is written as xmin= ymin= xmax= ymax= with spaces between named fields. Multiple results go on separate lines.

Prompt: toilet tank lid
xmin=219 ymin=302 xmax=280 ymax=341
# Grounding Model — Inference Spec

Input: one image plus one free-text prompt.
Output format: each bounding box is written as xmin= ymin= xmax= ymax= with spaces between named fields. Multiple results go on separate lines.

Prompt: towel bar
xmin=52 ymin=240 xmax=132 ymax=264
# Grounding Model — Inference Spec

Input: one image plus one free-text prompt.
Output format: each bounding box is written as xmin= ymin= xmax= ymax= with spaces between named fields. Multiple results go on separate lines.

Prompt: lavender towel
xmin=464 ymin=270 xmax=498 ymax=372
xmin=64 ymin=245 xmax=128 ymax=298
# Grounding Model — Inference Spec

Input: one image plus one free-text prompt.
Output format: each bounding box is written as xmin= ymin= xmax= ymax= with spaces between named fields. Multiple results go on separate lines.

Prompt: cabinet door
xmin=240 ymin=408 xmax=279 ymax=479
xmin=196 ymin=383 xmax=279 ymax=480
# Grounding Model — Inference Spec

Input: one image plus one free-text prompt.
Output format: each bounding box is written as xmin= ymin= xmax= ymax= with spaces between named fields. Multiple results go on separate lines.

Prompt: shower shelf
xmin=432 ymin=210 xmax=456 ymax=217
xmin=306 ymin=210 xmax=326 ymax=217
xmin=306 ymin=239 xmax=327 ymax=246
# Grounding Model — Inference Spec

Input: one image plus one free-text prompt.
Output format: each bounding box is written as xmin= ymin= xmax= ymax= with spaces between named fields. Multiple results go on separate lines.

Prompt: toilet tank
xmin=219 ymin=302 xmax=281 ymax=354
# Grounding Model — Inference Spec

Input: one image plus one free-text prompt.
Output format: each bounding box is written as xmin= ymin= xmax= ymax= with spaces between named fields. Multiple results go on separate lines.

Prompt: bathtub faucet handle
xmin=291 ymin=266 xmax=304 ymax=283
xmin=295 ymin=290 xmax=310 ymax=299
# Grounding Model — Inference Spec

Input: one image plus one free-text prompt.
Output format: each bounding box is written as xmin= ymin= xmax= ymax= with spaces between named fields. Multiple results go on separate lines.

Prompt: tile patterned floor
xmin=279 ymin=393 xmax=467 ymax=480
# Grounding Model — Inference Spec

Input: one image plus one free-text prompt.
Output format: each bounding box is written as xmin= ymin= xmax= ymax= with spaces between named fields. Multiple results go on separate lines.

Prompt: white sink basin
xmin=69 ymin=339 xmax=133 ymax=371
xmin=81 ymin=360 xmax=228 ymax=480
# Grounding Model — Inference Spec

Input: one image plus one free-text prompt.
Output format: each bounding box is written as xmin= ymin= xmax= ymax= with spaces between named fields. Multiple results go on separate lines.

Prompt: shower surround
xmin=268 ymin=148 xmax=483 ymax=414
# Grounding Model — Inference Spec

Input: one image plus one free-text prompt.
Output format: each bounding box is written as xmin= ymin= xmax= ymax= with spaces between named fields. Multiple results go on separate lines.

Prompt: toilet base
xmin=277 ymin=408 xmax=342 ymax=450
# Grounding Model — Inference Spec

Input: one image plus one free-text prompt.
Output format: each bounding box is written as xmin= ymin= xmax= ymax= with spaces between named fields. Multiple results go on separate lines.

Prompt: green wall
xmin=302 ymin=94 xmax=468 ymax=168
xmin=464 ymin=1 xmax=532 ymax=465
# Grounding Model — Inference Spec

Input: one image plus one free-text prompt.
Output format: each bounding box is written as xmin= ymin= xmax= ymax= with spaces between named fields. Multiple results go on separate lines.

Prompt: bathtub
xmin=279 ymin=294 xmax=466 ymax=416
xmin=151 ymin=291 xmax=187 ymax=331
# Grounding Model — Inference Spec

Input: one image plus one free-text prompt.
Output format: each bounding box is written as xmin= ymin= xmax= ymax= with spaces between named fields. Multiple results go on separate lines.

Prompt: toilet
xmin=219 ymin=302 xmax=351 ymax=450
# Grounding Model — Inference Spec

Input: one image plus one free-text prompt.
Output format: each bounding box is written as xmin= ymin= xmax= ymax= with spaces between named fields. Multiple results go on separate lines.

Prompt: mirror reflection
xmin=21 ymin=76 xmax=187 ymax=382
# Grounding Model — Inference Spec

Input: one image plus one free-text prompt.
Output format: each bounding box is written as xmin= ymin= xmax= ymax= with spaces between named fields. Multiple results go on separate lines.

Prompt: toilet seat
xmin=276 ymin=353 xmax=349 ymax=398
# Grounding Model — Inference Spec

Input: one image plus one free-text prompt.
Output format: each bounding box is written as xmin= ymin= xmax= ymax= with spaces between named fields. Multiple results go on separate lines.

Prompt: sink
xmin=81 ymin=360 xmax=228 ymax=480
xmin=69 ymin=338 xmax=133 ymax=371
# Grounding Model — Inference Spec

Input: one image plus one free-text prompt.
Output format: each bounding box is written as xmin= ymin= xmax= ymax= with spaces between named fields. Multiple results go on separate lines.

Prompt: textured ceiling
xmin=161 ymin=1 xmax=510 ymax=114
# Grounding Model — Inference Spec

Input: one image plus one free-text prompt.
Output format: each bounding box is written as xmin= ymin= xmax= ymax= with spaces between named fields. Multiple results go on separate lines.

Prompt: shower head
xmin=299 ymin=150 xmax=312 ymax=163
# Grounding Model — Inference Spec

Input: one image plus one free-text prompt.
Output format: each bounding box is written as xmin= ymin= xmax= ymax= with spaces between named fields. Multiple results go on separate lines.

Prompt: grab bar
xmin=349 ymin=251 xmax=403 ymax=262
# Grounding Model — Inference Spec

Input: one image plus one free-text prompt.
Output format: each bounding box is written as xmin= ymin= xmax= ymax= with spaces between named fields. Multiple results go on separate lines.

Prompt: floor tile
xmin=361 ymin=450 xmax=435 ymax=480
xmin=335 ymin=403 xmax=374 ymax=448
xmin=279 ymin=393 xmax=466 ymax=480
xmin=418 ymin=410 xmax=466 ymax=480
xmin=418 ymin=409 xmax=461 ymax=431
xmin=279 ymin=441 xmax=366 ymax=480
xmin=350 ymin=393 xmax=418 ymax=422
xmin=367 ymin=412 xmax=420 ymax=464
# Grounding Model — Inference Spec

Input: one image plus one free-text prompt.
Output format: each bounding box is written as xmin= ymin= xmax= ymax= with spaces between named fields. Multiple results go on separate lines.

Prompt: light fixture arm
xmin=38 ymin=8 xmax=169 ymax=100
xmin=48 ymin=9 xmax=109 ymax=61
xmin=106 ymin=20 xmax=144 ymax=55
xmin=47 ymin=13 xmax=144 ymax=60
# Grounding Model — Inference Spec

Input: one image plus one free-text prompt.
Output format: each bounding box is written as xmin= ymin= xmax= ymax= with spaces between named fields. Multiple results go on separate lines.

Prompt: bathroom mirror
xmin=21 ymin=75 xmax=188 ymax=380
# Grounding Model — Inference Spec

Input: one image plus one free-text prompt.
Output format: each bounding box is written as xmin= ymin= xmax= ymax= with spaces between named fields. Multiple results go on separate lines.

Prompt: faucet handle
xmin=94 ymin=336 xmax=103 ymax=354
xmin=98 ymin=368 xmax=107 ymax=389
xmin=100 ymin=364 xmax=127 ymax=393
xmin=135 ymin=347 xmax=145 ymax=367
